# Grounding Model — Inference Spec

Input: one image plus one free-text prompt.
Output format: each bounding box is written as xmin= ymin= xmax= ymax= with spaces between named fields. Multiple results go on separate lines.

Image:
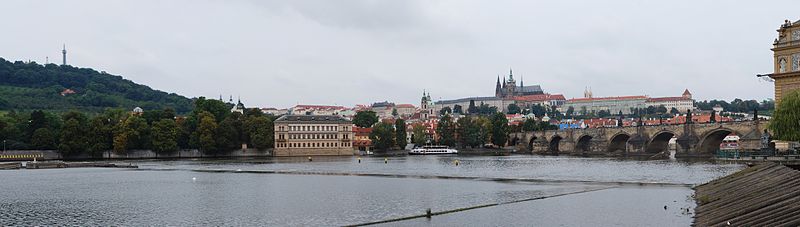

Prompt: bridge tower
xmin=768 ymin=19 xmax=800 ymax=103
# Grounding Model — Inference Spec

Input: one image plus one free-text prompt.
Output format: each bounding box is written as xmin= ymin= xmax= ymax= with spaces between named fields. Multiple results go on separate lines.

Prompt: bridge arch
xmin=548 ymin=135 xmax=563 ymax=154
xmin=575 ymin=135 xmax=593 ymax=153
xmin=646 ymin=130 xmax=676 ymax=153
xmin=607 ymin=133 xmax=631 ymax=153
xmin=697 ymin=128 xmax=738 ymax=154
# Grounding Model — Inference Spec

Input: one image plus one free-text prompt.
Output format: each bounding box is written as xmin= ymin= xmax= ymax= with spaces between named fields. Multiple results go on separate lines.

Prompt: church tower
xmin=768 ymin=19 xmax=800 ymax=103
xmin=421 ymin=91 xmax=431 ymax=119
xmin=495 ymin=76 xmax=502 ymax=97
xmin=61 ymin=44 xmax=67 ymax=66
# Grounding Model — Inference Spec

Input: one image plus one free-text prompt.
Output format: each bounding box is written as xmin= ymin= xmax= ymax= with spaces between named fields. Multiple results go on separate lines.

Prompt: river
xmin=0 ymin=155 xmax=744 ymax=226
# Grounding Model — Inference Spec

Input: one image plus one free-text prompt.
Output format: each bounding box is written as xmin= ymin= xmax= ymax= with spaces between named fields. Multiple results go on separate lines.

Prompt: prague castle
xmin=769 ymin=19 xmax=800 ymax=102
xmin=495 ymin=69 xmax=544 ymax=98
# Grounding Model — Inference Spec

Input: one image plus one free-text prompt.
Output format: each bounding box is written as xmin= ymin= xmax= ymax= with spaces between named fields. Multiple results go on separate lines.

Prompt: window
xmin=793 ymin=53 xmax=800 ymax=72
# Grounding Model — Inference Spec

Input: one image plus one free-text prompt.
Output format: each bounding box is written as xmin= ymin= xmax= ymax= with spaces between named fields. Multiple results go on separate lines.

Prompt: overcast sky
xmin=1 ymin=0 xmax=797 ymax=108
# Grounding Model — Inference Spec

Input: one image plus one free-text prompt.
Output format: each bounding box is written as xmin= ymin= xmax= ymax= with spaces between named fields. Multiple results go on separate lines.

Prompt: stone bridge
xmin=510 ymin=120 xmax=767 ymax=157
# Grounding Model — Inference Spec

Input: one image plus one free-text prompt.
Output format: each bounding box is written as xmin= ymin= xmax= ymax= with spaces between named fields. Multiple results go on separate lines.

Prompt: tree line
xmin=0 ymin=58 xmax=193 ymax=113
xmin=0 ymin=97 xmax=274 ymax=157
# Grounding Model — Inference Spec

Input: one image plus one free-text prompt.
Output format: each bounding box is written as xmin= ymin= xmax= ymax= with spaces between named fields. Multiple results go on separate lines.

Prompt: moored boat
xmin=409 ymin=145 xmax=458 ymax=155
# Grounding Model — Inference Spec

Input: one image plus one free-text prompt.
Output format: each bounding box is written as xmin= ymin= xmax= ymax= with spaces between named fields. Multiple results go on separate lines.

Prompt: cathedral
xmin=495 ymin=69 xmax=544 ymax=98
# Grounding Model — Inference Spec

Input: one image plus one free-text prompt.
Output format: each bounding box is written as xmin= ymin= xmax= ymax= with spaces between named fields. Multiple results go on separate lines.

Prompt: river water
xmin=0 ymin=155 xmax=744 ymax=226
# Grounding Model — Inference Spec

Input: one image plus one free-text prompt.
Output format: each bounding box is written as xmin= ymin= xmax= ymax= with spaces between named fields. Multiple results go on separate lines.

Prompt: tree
xmin=453 ymin=105 xmax=463 ymax=114
xmin=58 ymin=118 xmax=87 ymax=156
xmin=437 ymin=114 xmax=456 ymax=146
xmin=395 ymin=119 xmax=407 ymax=149
xmin=245 ymin=115 xmax=273 ymax=150
xmin=467 ymin=100 xmax=478 ymax=114
xmin=31 ymin=128 xmax=56 ymax=149
xmin=490 ymin=113 xmax=509 ymax=147
xmin=507 ymin=104 xmax=521 ymax=114
xmin=656 ymin=105 xmax=668 ymax=115
xmin=566 ymin=106 xmax=575 ymax=118
xmin=122 ymin=115 xmax=150 ymax=150
xmin=530 ymin=104 xmax=547 ymax=117
xmin=369 ymin=122 xmax=395 ymax=151
xmin=439 ymin=106 xmax=452 ymax=116
xmin=412 ymin=124 xmax=427 ymax=146
xmin=151 ymin=119 xmax=179 ymax=154
xmin=522 ymin=118 xmax=538 ymax=132
xmin=597 ymin=110 xmax=610 ymax=118
xmin=216 ymin=114 xmax=242 ymax=152
xmin=391 ymin=108 xmax=399 ymax=117
xmin=769 ymin=90 xmax=800 ymax=141
xmin=670 ymin=107 xmax=680 ymax=115
xmin=87 ymin=116 xmax=113 ymax=158
xmin=353 ymin=111 xmax=379 ymax=128
xmin=457 ymin=116 xmax=487 ymax=148
xmin=196 ymin=111 xmax=218 ymax=154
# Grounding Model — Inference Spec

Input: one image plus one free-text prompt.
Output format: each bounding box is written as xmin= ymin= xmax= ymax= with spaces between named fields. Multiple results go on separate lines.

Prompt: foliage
xmin=31 ymin=128 xmax=56 ymax=149
xmin=437 ymin=114 xmax=456 ymax=147
xmin=196 ymin=111 xmax=218 ymax=154
xmin=769 ymin=90 xmax=800 ymax=141
xmin=151 ymin=119 xmax=179 ymax=154
xmin=395 ymin=119 xmax=407 ymax=149
xmin=412 ymin=124 xmax=427 ymax=146
xmin=453 ymin=104 xmax=463 ymax=114
xmin=696 ymin=99 xmax=774 ymax=114
xmin=0 ymin=58 xmax=193 ymax=113
xmin=490 ymin=113 xmax=509 ymax=147
xmin=369 ymin=122 xmax=395 ymax=151
xmin=456 ymin=116 xmax=486 ymax=148
xmin=353 ymin=111 xmax=379 ymax=128
xmin=507 ymin=104 xmax=521 ymax=114
xmin=58 ymin=112 xmax=88 ymax=156
xmin=245 ymin=114 xmax=273 ymax=150
xmin=439 ymin=106 xmax=452 ymax=116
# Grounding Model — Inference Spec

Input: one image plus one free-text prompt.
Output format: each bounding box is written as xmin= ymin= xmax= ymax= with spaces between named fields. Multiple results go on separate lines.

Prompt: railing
xmin=714 ymin=149 xmax=800 ymax=159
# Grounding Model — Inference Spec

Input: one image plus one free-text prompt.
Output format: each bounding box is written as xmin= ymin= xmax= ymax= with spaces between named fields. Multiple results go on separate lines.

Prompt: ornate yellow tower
xmin=769 ymin=19 xmax=800 ymax=102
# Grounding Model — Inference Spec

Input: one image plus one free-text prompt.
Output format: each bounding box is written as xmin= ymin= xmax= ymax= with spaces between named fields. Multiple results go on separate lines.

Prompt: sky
xmin=1 ymin=0 xmax=797 ymax=108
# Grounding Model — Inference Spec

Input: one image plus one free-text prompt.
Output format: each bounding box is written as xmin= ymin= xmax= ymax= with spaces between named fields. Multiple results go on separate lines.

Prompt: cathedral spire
xmin=520 ymin=74 xmax=524 ymax=87
xmin=509 ymin=68 xmax=513 ymax=81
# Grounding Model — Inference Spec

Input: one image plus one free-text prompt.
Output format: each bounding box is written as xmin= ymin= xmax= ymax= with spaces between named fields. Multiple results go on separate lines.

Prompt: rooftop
xmin=567 ymin=95 xmax=648 ymax=102
xmin=275 ymin=115 xmax=351 ymax=124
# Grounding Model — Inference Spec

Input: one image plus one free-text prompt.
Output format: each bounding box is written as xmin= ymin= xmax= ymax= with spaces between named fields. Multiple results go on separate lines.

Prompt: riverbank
xmin=0 ymin=149 xmax=272 ymax=161
xmin=0 ymin=161 xmax=138 ymax=170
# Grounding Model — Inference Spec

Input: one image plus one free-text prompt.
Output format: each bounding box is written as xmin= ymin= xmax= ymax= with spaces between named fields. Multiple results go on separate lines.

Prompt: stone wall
xmin=273 ymin=148 xmax=355 ymax=157
xmin=0 ymin=149 xmax=273 ymax=161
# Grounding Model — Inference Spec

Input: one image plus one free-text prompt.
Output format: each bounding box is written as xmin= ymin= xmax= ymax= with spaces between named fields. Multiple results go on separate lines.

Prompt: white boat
xmin=409 ymin=145 xmax=458 ymax=155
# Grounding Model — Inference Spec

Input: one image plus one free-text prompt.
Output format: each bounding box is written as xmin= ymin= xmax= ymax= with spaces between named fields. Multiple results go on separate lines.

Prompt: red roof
xmin=568 ymin=95 xmax=648 ymax=102
xmin=512 ymin=94 xmax=566 ymax=102
xmin=647 ymin=97 xmax=691 ymax=102
xmin=294 ymin=105 xmax=347 ymax=110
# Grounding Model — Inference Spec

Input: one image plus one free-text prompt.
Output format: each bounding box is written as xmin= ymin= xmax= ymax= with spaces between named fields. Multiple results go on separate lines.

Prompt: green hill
xmin=0 ymin=58 xmax=193 ymax=113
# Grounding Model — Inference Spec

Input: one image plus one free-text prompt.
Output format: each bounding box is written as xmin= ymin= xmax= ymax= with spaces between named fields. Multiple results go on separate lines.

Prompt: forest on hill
xmin=0 ymin=58 xmax=193 ymax=113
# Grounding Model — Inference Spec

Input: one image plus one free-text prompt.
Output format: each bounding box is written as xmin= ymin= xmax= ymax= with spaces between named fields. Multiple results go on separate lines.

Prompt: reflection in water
xmin=0 ymin=155 xmax=743 ymax=226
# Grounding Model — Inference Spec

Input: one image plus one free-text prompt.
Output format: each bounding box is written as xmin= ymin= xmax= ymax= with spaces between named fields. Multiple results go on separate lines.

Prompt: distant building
xmin=495 ymin=69 xmax=544 ymax=98
xmin=370 ymin=101 xmax=395 ymax=119
xmin=132 ymin=107 xmax=144 ymax=115
xmin=645 ymin=89 xmax=694 ymax=113
xmin=561 ymin=89 xmax=695 ymax=115
xmin=511 ymin=93 xmax=566 ymax=109
xmin=352 ymin=127 xmax=373 ymax=152
xmin=394 ymin=104 xmax=416 ymax=118
xmin=420 ymin=91 xmax=435 ymax=119
xmin=230 ymin=100 xmax=245 ymax=114
xmin=273 ymin=115 xmax=355 ymax=156
xmin=261 ymin=107 xmax=288 ymax=116
xmin=60 ymin=88 xmax=76 ymax=96
xmin=434 ymin=69 xmax=548 ymax=114
xmin=289 ymin=105 xmax=348 ymax=115
xmin=768 ymin=19 xmax=800 ymax=103
xmin=562 ymin=95 xmax=649 ymax=115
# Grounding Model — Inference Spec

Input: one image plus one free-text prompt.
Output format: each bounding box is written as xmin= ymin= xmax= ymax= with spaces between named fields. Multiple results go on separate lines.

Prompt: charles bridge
xmin=510 ymin=120 xmax=767 ymax=157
